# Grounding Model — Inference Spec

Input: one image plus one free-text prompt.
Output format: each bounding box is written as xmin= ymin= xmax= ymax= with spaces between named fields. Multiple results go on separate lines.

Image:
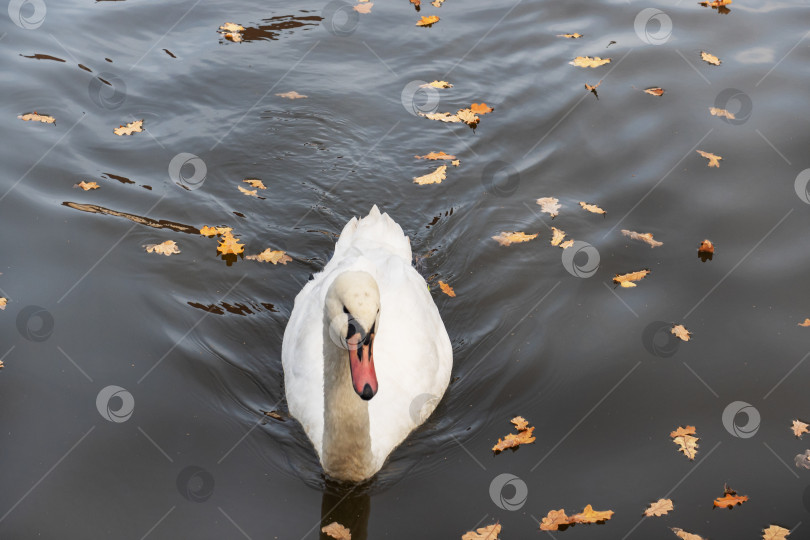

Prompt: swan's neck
xmin=322 ymin=318 xmax=374 ymax=481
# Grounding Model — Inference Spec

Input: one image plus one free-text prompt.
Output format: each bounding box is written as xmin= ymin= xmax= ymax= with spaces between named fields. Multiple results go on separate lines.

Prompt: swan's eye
xmin=343 ymin=306 xmax=349 ymax=314
xmin=347 ymin=322 xmax=356 ymax=339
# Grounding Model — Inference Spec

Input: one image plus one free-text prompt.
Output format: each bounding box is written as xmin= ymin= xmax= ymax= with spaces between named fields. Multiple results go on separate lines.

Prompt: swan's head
xmin=325 ymin=270 xmax=380 ymax=401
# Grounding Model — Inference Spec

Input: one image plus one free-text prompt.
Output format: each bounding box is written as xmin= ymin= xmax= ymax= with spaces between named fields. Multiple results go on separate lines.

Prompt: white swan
xmin=282 ymin=205 xmax=453 ymax=482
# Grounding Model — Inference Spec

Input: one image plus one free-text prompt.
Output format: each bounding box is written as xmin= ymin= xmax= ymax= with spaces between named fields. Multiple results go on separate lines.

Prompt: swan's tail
xmin=334 ymin=205 xmax=412 ymax=261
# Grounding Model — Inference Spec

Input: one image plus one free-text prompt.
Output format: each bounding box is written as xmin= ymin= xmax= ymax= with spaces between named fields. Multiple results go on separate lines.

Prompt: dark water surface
xmin=2 ymin=0 xmax=810 ymax=537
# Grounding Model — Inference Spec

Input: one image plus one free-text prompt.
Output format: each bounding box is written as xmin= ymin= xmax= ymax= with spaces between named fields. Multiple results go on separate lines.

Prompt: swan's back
xmin=282 ymin=206 xmax=452 ymax=476
xmin=332 ymin=204 xmax=412 ymax=262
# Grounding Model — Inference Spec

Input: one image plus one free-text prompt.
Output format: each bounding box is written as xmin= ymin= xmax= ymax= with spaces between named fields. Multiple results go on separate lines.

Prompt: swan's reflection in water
xmin=319 ymin=479 xmax=371 ymax=540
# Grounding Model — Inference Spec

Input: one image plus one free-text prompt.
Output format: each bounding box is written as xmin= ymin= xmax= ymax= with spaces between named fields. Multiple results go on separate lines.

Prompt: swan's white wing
xmin=367 ymin=255 xmax=453 ymax=471
xmin=282 ymin=277 xmax=327 ymax=454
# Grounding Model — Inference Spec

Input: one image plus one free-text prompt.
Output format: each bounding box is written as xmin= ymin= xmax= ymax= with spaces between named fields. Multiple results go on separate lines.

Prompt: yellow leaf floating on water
xmin=622 ymin=229 xmax=662 ymax=247
xmin=217 ymin=232 xmax=245 ymax=255
xmin=700 ymin=51 xmax=721 ymax=65
xmin=114 ymin=119 xmax=143 ymax=136
xmin=697 ymin=150 xmax=722 ymax=167
xmin=430 ymin=0 xmax=445 ymax=6
xmin=76 ymin=181 xmax=100 ymax=191
xmin=353 ymin=2 xmax=373 ymax=13
xmin=644 ymin=498 xmax=674 ymax=517
xmin=0 ymin=298 xmax=7 ymax=310
xmin=644 ymin=87 xmax=665 ymax=96
xmin=493 ymin=416 xmax=535 ymax=453
xmin=276 ymin=91 xmax=307 ymax=99
xmin=238 ymin=185 xmax=259 ymax=197
xmin=585 ymin=80 xmax=601 ymax=98
xmin=579 ymin=201 xmax=606 ymax=215
xmin=144 ymin=240 xmax=180 ymax=256
xmin=713 ymin=485 xmax=748 ymax=509
xmin=570 ymin=56 xmax=611 ymax=68
xmin=799 ymin=318 xmax=810 ymax=327
xmin=539 ymin=505 xmax=614 ymax=530
xmin=220 ymin=22 xmax=244 ymax=32
xmin=559 ymin=239 xmax=574 ymax=249
xmin=18 ymin=111 xmax=55 ymax=124
xmin=470 ymin=103 xmax=493 ymax=115
xmin=672 ymin=324 xmax=691 ymax=341
xmin=492 ymin=231 xmax=538 ymax=246
xmin=200 ymin=225 xmax=232 ymax=236
xmin=462 ymin=524 xmax=501 ymax=540
xmin=455 ymin=108 xmax=480 ymax=126
xmin=243 ymin=179 xmax=266 ymax=189
xmin=511 ymin=416 xmax=529 ymax=430
xmin=671 ymin=528 xmax=706 ymax=540
xmin=536 ymin=197 xmax=561 ymax=218
xmin=539 ymin=509 xmax=570 ymax=531
xmin=570 ymin=504 xmax=614 ymax=524
xmin=219 ymin=22 xmax=245 ymax=42
xmin=557 ymin=32 xmax=583 ymax=38
xmin=421 ymin=80 xmax=452 ymax=88
xmin=670 ymin=425 xmax=699 ymax=460
xmin=415 ymin=151 xmax=456 ymax=160
xmin=762 ymin=525 xmax=790 ymax=540
xmin=791 ymin=419 xmax=809 ymax=438
xmin=438 ymin=280 xmax=456 ymax=297
xmin=613 ymin=269 xmax=650 ymax=286
xmin=419 ymin=111 xmax=461 ymax=123
xmin=246 ymin=248 xmax=292 ymax=265
xmin=451 ymin=159 xmax=460 ymax=167
xmin=709 ymin=107 xmax=735 ymax=120
xmin=413 ymin=165 xmax=447 ymax=185
xmin=700 ymin=0 xmax=732 ymax=5
xmin=321 ymin=521 xmax=351 ymax=540
xmin=550 ymin=227 xmax=566 ymax=247
xmin=416 ymin=15 xmax=439 ymax=26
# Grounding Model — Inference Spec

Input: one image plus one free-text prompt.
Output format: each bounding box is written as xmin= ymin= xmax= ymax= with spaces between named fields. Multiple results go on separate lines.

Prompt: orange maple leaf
xmin=493 ymin=417 xmax=535 ymax=453
xmin=470 ymin=103 xmax=493 ymax=114
xmin=217 ymin=232 xmax=245 ymax=255
xmin=713 ymin=485 xmax=748 ymax=509
xmin=570 ymin=504 xmax=614 ymax=524
xmin=438 ymin=280 xmax=456 ymax=297
xmin=539 ymin=509 xmax=570 ymax=531
xmin=792 ymin=419 xmax=810 ymax=438
xmin=698 ymin=239 xmax=714 ymax=254
xmin=416 ymin=15 xmax=439 ymax=26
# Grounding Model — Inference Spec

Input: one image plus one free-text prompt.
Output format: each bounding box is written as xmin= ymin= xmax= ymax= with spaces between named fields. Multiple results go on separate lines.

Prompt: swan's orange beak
xmin=348 ymin=331 xmax=377 ymax=400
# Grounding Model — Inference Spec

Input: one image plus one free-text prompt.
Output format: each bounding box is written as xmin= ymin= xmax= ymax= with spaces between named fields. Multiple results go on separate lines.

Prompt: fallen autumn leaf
xmin=492 ymin=231 xmax=538 ymax=246
xmin=413 ymin=165 xmax=447 ymax=185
